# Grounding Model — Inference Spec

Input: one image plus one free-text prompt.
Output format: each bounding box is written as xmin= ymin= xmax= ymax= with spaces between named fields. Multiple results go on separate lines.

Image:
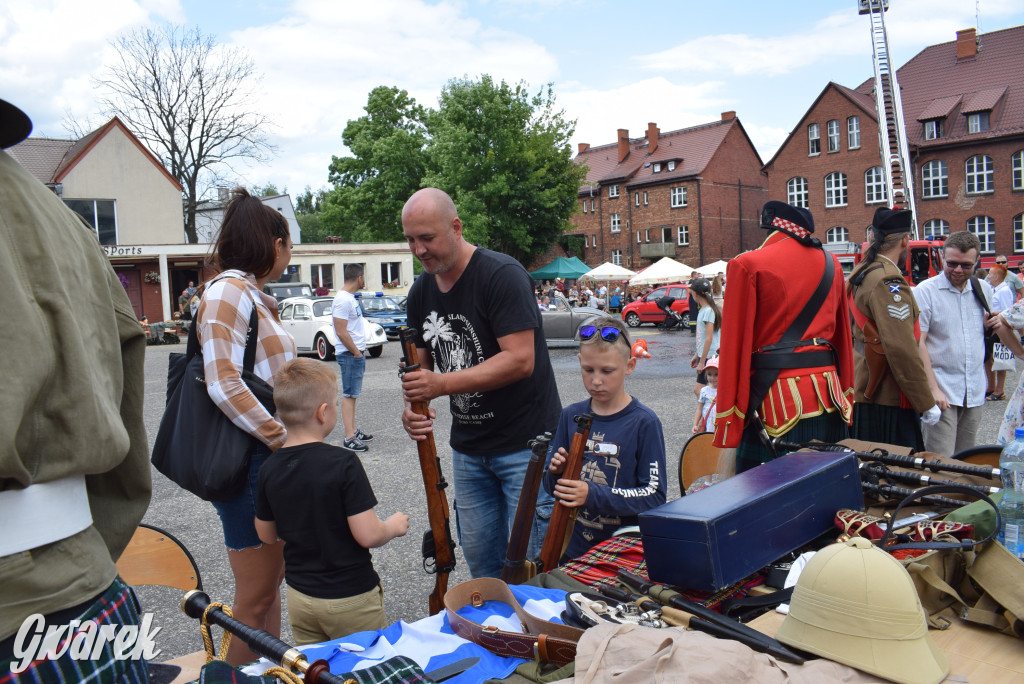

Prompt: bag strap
xmin=443 ymin=577 xmax=583 ymax=667
xmin=969 ymin=276 xmax=991 ymax=314
xmin=878 ymin=484 xmax=1001 ymax=551
xmin=747 ymin=248 xmax=834 ymax=419
xmin=190 ymin=296 xmax=261 ymax=374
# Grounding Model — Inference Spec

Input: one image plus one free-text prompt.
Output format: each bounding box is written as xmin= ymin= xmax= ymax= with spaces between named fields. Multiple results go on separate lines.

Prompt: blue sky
xmin=4 ymin=0 xmax=1024 ymax=199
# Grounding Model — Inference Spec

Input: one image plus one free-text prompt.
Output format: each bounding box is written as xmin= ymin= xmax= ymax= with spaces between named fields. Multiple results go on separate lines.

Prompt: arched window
xmin=826 ymin=227 xmax=849 ymax=243
xmin=787 ymin=177 xmax=809 ymax=208
xmin=967 ymin=215 xmax=995 ymax=253
xmin=1012 ymin=150 xmax=1023 ymax=191
xmin=864 ymin=167 xmax=887 ymax=204
xmin=825 ymin=172 xmax=847 ymax=207
xmin=922 ymin=219 xmax=949 ymax=239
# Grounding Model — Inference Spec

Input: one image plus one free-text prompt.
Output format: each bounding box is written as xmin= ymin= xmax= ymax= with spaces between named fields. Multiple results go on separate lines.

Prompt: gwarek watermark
xmin=8 ymin=613 xmax=161 ymax=674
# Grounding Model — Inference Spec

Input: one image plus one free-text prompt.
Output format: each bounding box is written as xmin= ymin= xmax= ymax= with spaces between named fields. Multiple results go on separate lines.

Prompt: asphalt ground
xmin=136 ymin=326 xmax=1014 ymax=662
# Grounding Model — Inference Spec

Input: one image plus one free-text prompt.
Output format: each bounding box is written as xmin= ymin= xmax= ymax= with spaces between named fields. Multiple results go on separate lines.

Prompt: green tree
xmin=323 ymin=86 xmax=428 ymax=241
xmin=423 ymin=75 xmax=586 ymax=264
xmin=251 ymin=182 xmax=283 ymax=197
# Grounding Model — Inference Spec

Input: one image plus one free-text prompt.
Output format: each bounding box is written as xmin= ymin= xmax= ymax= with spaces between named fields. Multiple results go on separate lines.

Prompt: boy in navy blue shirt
xmin=543 ymin=316 xmax=667 ymax=561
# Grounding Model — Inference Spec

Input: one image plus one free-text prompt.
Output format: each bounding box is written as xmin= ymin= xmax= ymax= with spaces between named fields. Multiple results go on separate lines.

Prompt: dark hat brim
xmin=0 ymin=99 xmax=33 ymax=149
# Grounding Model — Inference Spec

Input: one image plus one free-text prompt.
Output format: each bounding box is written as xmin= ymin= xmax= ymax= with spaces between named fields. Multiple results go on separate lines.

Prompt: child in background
xmin=692 ymin=356 xmax=719 ymax=434
xmin=689 ymin=277 xmax=722 ymax=399
xmin=543 ymin=316 xmax=667 ymax=562
xmin=255 ymin=358 xmax=409 ymax=645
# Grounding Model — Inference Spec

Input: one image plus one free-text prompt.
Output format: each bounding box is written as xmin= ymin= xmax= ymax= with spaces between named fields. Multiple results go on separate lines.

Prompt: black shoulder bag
xmin=968 ymin=276 xmax=996 ymax=363
xmin=151 ymin=303 xmax=276 ymax=501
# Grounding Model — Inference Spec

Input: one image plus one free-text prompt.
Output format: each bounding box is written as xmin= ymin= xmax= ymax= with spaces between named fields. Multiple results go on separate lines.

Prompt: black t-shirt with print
xmin=255 ymin=442 xmax=379 ymax=599
xmin=407 ymin=248 xmax=561 ymax=456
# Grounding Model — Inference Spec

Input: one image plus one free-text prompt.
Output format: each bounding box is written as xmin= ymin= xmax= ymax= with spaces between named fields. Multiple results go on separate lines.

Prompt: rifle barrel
xmin=181 ymin=591 xmax=344 ymax=684
xmin=399 ymin=328 xmax=456 ymax=615
xmin=537 ymin=413 xmax=594 ymax=572
xmin=501 ymin=433 xmax=551 ymax=584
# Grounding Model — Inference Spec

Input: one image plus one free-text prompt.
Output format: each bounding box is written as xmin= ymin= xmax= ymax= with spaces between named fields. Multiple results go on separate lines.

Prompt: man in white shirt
xmin=916 ymin=231 xmax=995 ymax=456
xmin=332 ymin=264 xmax=373 ymax=452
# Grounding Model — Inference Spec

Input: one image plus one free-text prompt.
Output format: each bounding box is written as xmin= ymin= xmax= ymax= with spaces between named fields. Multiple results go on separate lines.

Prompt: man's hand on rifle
xmin=402 ymin=404 xmax=437 ymax=440
xmin=402 ymin=366 xmax=447 ymax=403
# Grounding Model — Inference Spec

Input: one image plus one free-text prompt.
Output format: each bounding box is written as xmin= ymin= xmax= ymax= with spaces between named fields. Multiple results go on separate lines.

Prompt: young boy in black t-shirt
xmin=255 ymin=358 xmax=408 ymax=644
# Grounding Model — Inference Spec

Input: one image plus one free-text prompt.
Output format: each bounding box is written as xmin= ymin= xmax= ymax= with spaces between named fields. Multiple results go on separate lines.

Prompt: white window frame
xmin=967 ymin=112 xmax=990 ymax=134
xmin=636 ymin=230 xmax=642 ymax=244
xmin=635 ymin=192 xmax=640 ymax=207
xmin=967 ymin=215 xmax=995 ymax=254
xmin=824 ymin=172 xmax=847 ymax=207
xmin=787 ymin=177 xmax=809 ymax=208
xmin=610 ymin=213 xmax=621 ymax=233
xmin=847 ymin=116 xmax=861 ymax=149
xmin=677 ymin=225 xmax=689 ymax=246
xmin=643 ymin=191 xmax=648 ymax=206
xmin=590 ymin=199 xmax=595 ymax=212
xmin=923 ymin=219 xmax=950 ymax=239
xmin=645 ymin=228 xmax=650 ymax=242
xmin=667 ymin=161 xmax=676 ymax=171
xmin=582 ymin=201 xmax=588 ymax=214
xmin=864 ymin=166 xmax=888 ymax=204
xmin=1012 ymin=150 xmax=1024 ymax=191
xmin=1014 ymin=214 xmax=1024 ymax=253
xmin=670 ymin=186 xmax=687 ymax=208
xmin=965 ymin=155 xmax=994 ymax=194
xmin=827 ymin=120 xmax=840 ymax=153
xmin=924 ymin=120 xmax=941 ymax=140
xmin=808 ymin=123 xmax=820 ymax=156
xmin=826 ymin=226 xmax=849 ymax=243
xmin=612 ymin=249 xmax=622 ymax=266
xmin=608 ymin=184 xmax=619 ymax=198
xmin=653 ymin=163 xmax=661 ymax=173
xmin=63 ymin=198 xmax=118 ymax=245
xmin=921 ymin=160 xmax=948 ymax=198
xmin=310 ymin=264 xmax=334 ymax=290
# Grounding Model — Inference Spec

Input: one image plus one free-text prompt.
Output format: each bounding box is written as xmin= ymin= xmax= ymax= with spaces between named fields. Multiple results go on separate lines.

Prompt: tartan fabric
xmin=197 ymin=661 xmax=279 ymax=684
xmin=556 ymin=535 xmax=764 ymax=611
xmin=736 ymin=411 xmax=848 ymax=473
xmin=197 ymin=270 xmax=296 ymax=449
xmin=335 ymin=655 xmax=433 ymax=684
xmin=0 ymin=578 xmax=149 ymax=684
xmin=771 ymin=216 xmax=811 ymax=240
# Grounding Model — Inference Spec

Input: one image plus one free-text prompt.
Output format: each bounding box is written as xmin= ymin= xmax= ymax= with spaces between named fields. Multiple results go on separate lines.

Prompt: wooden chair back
xmin=116 ymin=523 xmax=202 ymax=591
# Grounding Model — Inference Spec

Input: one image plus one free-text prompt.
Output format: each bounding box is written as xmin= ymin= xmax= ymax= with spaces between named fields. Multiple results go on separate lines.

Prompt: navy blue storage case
xmin=639 ymin=451 xmax=863 ymax=592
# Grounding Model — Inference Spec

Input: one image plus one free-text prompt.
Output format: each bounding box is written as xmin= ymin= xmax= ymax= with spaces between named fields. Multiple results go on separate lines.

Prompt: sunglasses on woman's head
xmin=580 ymin=325 xmax=624 ymax=342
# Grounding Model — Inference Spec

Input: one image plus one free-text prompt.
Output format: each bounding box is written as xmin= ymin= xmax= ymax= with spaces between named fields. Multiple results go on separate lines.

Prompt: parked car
xmin=393 ymin=295 xmax=408 ymax=311
xmin=278 ymin=296 xmax=387 ymax=360
xmin=621 ymin=284 xmax=692 ymax=328
xmin=356 ymin=292 xmax=407 ymax=339
xmin=541 ymin=293 xmax=605 ymax=345
xmin=263 ymin=281 xmax=313 ymax=303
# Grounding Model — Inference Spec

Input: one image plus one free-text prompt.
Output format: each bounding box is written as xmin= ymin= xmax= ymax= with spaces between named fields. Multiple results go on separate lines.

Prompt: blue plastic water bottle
xmin=998 ymin=427 xmax=1024 ymax=559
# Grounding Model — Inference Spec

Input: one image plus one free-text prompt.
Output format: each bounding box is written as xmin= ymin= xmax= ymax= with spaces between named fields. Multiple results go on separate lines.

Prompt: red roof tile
xmin=855 ymin=25 xmax=1024 ymax=148
xmin=916 ymin=95 xmax=962 ymax=121
xmin=574 ymin=119 xmax=738 ymax=194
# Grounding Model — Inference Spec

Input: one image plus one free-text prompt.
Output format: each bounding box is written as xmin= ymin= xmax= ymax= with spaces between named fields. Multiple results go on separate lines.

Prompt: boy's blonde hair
xmin=274 ymin=358 xmax=338 ymax=427
xmin=579 ymin=316 xmax=632 ymax=359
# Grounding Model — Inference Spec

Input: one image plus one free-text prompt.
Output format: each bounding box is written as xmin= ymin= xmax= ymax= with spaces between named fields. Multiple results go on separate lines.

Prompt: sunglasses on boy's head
xmin=580 ymin=325 xmax=625 ymax=342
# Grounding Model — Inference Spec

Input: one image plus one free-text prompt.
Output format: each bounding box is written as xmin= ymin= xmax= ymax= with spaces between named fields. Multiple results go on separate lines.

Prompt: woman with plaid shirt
xmin=197 ymin=188 xmax=296 ymax=665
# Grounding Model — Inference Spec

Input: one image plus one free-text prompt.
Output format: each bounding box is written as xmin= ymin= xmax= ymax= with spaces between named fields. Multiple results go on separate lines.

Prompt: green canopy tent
xmin=530 ymin=256 xmax=591 ymax=280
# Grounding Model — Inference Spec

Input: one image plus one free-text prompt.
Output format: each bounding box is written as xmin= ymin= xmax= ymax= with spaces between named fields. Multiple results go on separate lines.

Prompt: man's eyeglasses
xmin=945 ymin=260 xmax=976 ymax=271
xmin=580 ymin=325 xmax=625 ymax=342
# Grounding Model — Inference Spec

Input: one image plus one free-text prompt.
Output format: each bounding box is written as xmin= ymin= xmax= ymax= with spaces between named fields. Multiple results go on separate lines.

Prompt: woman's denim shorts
xmin=211 ymin=443 xmax=271 ymax=551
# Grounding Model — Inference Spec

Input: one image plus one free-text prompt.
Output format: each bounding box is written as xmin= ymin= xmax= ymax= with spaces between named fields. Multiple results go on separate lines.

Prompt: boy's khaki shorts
xmin=286 ymin=583 xmax=387 ymax=645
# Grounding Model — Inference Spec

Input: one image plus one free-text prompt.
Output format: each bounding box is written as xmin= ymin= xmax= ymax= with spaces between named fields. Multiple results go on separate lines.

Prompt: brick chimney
xmin=577 ymin=142 xmax=590 ymax=155
xmin=721 ymin=111 xmax=736 ymax=121
xmin=646 ymin=123 xmax=659 ymax=154
xmin=956 ymin=28 xmax=978 ymax=60
xmin=617 ymin=129 xmax=630 ymax=162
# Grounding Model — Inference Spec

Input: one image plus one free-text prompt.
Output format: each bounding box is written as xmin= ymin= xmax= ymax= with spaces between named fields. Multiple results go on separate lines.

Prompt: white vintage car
xmin=278 ymin=296 xmax=387 ymax=361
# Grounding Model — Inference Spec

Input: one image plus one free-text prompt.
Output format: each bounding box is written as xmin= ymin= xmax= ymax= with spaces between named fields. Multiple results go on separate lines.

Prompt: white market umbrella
xmin=581 ymin=262 xmax=637 ymax=281
xmin=694 ymin=259 xmax=730 ymax=277
xmin=629 ymin=257 xmax=695 ymax=286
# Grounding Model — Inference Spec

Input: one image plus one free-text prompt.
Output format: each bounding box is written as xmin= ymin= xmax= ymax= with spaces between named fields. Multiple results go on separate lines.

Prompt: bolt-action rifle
xmin=398 ymin=328 xmax=457 ymax=615
xmin=501 ymin=432 xmax=552 ymax=585
xmin=536 ymin=413 xmax=594 ymax=573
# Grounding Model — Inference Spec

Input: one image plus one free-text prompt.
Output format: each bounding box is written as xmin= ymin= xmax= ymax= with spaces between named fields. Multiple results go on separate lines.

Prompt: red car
xmin=621 ymin=283 xmax=692 ymax=328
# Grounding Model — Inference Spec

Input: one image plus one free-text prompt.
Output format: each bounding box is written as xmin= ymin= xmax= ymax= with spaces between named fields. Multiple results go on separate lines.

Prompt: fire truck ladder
xmin=862 ymin=0 xmax=918 ymax=238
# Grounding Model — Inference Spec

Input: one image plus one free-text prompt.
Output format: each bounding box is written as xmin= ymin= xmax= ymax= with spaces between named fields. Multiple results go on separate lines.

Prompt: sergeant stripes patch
xmin=887 ymin=303 xmax=911 ymax=320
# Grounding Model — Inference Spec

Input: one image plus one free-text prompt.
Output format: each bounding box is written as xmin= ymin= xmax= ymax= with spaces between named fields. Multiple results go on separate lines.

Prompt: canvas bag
xmin=151 ymin=303 xmax=275 ymax=501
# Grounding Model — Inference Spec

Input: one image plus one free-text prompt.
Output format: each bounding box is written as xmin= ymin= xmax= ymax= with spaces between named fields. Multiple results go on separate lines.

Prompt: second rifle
xmin=536 ymin=413 xmax=594 ymax=573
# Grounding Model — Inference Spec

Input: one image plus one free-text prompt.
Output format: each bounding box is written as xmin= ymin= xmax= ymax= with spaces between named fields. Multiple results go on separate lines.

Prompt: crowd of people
xmin=5 ymin=84 xmax=1019 ymax=678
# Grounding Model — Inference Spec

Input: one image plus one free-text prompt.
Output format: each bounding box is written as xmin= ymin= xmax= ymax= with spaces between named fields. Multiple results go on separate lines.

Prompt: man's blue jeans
xmin=451 ymin=447 xmax=553 ymax=578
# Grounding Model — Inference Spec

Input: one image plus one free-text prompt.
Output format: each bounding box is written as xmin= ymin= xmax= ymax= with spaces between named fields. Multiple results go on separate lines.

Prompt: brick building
xmin=764 ymin=26 xmax=1024 ymax=261
xmin=569 ymin=113 xmax=766 ymax=270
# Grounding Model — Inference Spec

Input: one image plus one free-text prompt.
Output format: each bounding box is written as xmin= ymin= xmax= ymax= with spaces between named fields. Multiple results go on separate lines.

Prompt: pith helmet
xmin=776 ymin=538 xmax=949 ymax=684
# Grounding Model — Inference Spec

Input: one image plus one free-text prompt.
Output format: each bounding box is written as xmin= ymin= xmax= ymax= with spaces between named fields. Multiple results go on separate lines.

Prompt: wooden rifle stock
xmin=181 ymin=590 xmax=344 ymax=683
xmin=536 ymin=413 xmax=594 ymax=572
xmin=501 ymin=432 xmax=552 ymax=584
xmin=398 ymin=328 xmax=456 ymax=615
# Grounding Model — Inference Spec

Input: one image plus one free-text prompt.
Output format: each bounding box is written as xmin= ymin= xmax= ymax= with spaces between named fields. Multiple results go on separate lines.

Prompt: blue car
xmin=356 ymin=292 xmax=407 ymax=339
